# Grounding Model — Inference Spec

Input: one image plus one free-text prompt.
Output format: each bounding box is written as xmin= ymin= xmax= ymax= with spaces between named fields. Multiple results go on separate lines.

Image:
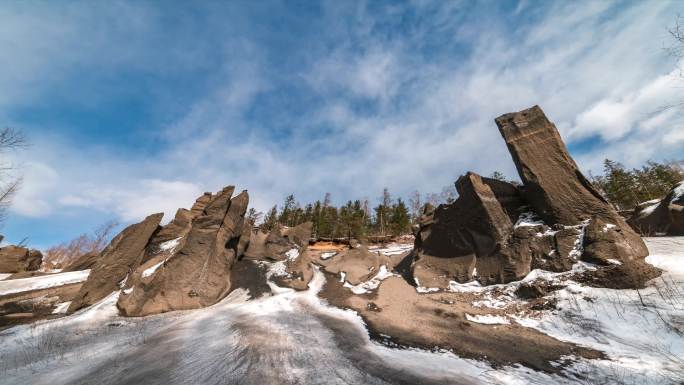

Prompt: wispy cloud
xmin=1 ymin=0 xmax=683 ymax=245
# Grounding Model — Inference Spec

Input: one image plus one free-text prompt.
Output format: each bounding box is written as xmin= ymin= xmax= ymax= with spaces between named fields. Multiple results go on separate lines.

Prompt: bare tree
xmin=0 ymin=128 xmax=25 ymax=225
xmin=43 ymin=220 xmax=119 ymax=268
xmin=409 ymin=190 xmax=421 ymax=223
xmin=663 ymin=15 xmax=684 ymax=110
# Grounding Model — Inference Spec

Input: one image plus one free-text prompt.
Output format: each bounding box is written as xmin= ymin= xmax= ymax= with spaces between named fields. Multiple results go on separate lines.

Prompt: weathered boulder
xmin=581 ymin=216 xmax=660 ymax=288
xmin=68 ymin=213 xmax=163 ymax=313
xmin=496 ymin=106 xmax=650 ymax=286
xmin=61 ymin=252 xmax=99 ymax=272
xmin=412 ymin=172 xmax=524 ymax=287
xmin=244 ymin=222 xmax=312 ymax=261
xmin=629 ymin=181 xmax=684 ymax=236
xmin=321 ymin=245 xmax=391 ymax=285
xmin=275 ymin=248 xmax=315 ymax=291
xmin=0 ymin=246 xmax=43 ymax=273
xmin=117 ymin=188 xmax=249 ymax=316
xmin=495 ymin=105 xmax=615 ymax=225
xmin=409 ymin=106 xmax=653 ymax=289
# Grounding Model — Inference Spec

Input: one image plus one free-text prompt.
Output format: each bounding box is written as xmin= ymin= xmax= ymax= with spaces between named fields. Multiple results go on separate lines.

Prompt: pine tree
xmin=390 ymin=198 xmax=411 ymax=235
xmin=261 ymin=205 xmax=278 ymax=231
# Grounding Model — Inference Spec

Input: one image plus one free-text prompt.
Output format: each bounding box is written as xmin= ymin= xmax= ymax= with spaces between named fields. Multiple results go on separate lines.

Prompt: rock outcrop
xmin=61 ymin=252 xmax=99 ymax=272
xmin=67 ymin=213 xmax=164 ymax=313
xmin=118 ymin=187 xmax=249 ymax=316
xmin=243 ymin=222 xmax=312 ymax=261
xmin=0 ymin=246 xmax=42 ymax=273
xmin=412 ymin=105 xmax=655 ymax=289
xmin=321 ymin=245 xmax=392 ymax=285
xmin=628 ymin=181 xmax=684 ymax=236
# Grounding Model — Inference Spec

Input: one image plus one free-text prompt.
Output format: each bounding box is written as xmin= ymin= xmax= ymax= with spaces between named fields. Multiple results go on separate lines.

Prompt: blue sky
xmin=1 ymin=0 xmax=683 ymax=248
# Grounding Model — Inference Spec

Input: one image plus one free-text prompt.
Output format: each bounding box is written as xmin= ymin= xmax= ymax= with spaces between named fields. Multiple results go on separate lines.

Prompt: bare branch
xmin=0 ymin=128 xmax=26 ymax=151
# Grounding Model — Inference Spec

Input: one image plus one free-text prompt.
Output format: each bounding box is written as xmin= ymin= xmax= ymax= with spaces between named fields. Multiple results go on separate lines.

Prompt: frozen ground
xmin=0 ymin=239 xmax=682 ymax=385
xmin=0 ymin=270 xmax=90 ymax=296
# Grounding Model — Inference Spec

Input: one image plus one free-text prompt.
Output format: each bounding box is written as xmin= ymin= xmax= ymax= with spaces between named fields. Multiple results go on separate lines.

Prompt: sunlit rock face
xmin=629 ymin=181 xmax=684 ymax=236
xmin=0 ymin=245 xmax=43 ymax=273
xmin=68 ymin=213 xmax=164 ymax=313
xmin=118 ymin=188 xmax=250 ymax=316
xmin=412 ymin=105 xmax=656 ymax=288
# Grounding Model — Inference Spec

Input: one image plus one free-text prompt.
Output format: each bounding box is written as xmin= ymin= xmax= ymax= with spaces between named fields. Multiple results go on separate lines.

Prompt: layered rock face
xmin=0 ymin=246 xmax=42 ymax=273
xmin=628 ymin=181 xmax=684 ymax=236
xmin=118 ymin=187 xmax=249 ymax=316
xmin=243 ymin=222 xmax=312 ymax=261
xmin=68 ymin=213 xmax=164 ymax=313
xmin=413 ymin=105 xmax=655 ymax=288
xmin=244 ymin=222 xmax=314 ymax=291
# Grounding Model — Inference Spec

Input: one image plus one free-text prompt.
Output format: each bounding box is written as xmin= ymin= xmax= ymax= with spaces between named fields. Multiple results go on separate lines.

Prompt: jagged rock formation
xmin=61 ymin=252 xmax=99 ymax=272
xmin=0 ymin=246 xmax=42 ymax=273
xmin=628 ymin=181 xmax=684 ymax=236
xmin=412 ymin=105 xmax=656 ymax=289
xmin=68 ymin=213 xmax=164 ymax=313
xmin=243 ymin=222 xmax=312 ymax=261
xmin=320 ymin=245 xmax=392 ymax=285
xmin=118 ymin=187 xmax=249 ymax=316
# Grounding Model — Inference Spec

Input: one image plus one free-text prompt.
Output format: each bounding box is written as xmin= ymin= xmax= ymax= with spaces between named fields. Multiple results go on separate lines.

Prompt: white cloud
xmin=3 ymin=0 xmax=684 ymax=238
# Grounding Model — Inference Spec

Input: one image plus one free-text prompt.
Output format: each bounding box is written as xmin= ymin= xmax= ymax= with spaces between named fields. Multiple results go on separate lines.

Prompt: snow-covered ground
xmin=0 ymin=239 xmax=682 ymax=384
xmin=0 ymin=270 xmax=90 ymax=296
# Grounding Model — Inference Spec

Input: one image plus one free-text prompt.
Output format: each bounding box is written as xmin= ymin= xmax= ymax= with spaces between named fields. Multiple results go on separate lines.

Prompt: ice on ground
xmin=511 ymin=237 xmax=684 ymax=384
xmin=342 ymin=265 xmax=395 ymax=294
xmin=0 ymin=270 xmax=90 ymax=296
xmin=0 ymin=273 xmax=11 ymax=280
xmin=465 ymin=313 xmax=510 ymax=325
xmin=1 ymin=238 xmax=682 ymax=385
xmin=369 ymin=243 xmax=414 ymax=256
xmin=606 ymin=258 xmax=622 ymax=265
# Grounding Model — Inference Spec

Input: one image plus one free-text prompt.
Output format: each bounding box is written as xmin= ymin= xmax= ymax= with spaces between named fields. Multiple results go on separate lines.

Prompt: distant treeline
xmin=590 ymin=159 xmax=684 ymax=211
xmin=249 ymin=160 xmax=683 ymax=240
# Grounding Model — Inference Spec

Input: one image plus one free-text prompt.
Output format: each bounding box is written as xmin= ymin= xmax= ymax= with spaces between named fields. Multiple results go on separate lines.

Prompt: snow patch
xmin=514 ymin=211 xmax=544 ymax=227
xmin=465 ymin=313 xmax=510 ymax=325
xmin=51 ymin=301 xmax=71 ymax=314
xmin=159 ymin=237 xmax=181 ymax=252
xmin=342 ymin=265 xmax=394 ymax=294
xmin=320 ymin=251 xmax=336 ymax=260
xmin=285 ymin=248 xmax=299 ymax=261
xmin=142 ymin=261 xmax=164 ymax=278
xmin=414 ymin=277 xmax=440 ymax=293
xmin=671 ymin=181 xmax=684 ymax=204
xmin=0 ymin=270 xmax=90 ymax=296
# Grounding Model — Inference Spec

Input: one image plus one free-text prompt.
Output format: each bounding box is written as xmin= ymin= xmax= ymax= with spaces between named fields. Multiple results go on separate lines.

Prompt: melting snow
xmin=342 ymin=265 xmax=394 ymax=294
xmin=0 ymin=270 xmax=90 ymax=296
xmin=52 ymin=301 xmax=72 ymax=314
xmin=515 ymin=212 xmax=544 ymax=227
xmin=672 ymin=181 xmax=684 ymax=203
xmin=465 ymin=313 xmax=510 ymax=325
xmin=158 ymin=237 xmax=181 ymax=252
xmin=320 ymin=251 xmax=336 ymax=260
xmin=141 ymin=261 xmax=165 ymax=278
xmin=285 ymin=248 xmax=300 ymax=261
